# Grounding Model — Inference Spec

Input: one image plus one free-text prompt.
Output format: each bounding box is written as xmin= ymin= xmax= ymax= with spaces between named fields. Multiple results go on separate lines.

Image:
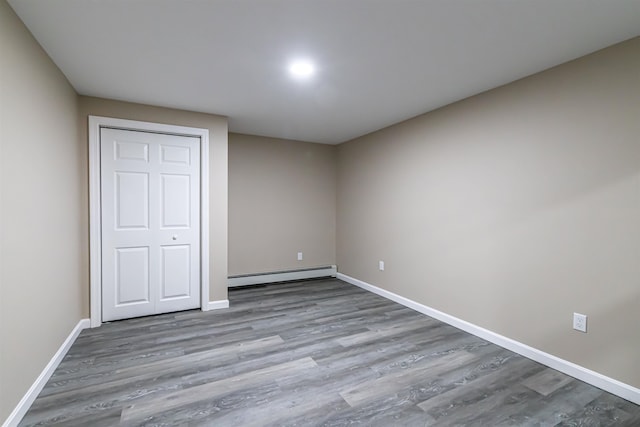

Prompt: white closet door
xmin=101 ymin=128 xmax=200 ymax=322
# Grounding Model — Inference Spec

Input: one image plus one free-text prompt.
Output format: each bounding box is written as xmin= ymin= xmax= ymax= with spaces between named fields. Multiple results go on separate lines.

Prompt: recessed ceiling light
xmin=289 ymin=60 xmax=315 ymax=79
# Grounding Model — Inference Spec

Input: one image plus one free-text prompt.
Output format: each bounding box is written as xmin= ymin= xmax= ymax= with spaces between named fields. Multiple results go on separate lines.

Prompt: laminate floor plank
xmin=39 ymin=334 xmax=284 ymax=403
xmin=416 ymin=353 xmax=542 ymax=413
xmin=19 ymin=278 xmax=639 ymax=426
xmin=522 ymin=367 xmax=576 ymax=397
xmin=120 ymin=357 xmax=319 ymax=423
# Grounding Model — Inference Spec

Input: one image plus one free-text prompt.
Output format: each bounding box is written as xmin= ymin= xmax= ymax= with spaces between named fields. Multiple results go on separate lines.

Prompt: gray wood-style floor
xmin=20 ymin=279 xmax=640 ymax=426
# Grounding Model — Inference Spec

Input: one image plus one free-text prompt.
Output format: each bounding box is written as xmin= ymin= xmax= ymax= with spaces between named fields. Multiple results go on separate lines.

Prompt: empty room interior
xmin=1 ymin=0 xmax=640 ymax=425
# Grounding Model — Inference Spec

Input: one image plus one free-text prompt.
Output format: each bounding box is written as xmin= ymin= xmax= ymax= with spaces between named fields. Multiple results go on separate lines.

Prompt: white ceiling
xmin=8 ymin=0 xmax=640 ymax=144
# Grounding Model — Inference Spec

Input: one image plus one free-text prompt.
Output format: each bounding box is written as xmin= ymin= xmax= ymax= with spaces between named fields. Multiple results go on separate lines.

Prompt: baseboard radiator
xmin=228 ymin=265 xmax=337 ymax=287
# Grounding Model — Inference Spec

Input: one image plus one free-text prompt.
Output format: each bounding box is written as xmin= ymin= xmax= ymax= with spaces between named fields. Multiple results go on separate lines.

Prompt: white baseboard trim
xmin=205 ymin=299 xmax=230 ymax=311
xmin=3 ymin=318 xmax=91 ymax=427
xmin=336 ymin=273 xmax=640 ymax=405
xmin=228 ymin=265 xmax=337 ymax=288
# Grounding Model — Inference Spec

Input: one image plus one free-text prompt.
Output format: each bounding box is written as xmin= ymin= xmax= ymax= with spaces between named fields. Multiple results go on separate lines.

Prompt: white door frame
xmin=89 ymin=116 xmax=210 ymax=328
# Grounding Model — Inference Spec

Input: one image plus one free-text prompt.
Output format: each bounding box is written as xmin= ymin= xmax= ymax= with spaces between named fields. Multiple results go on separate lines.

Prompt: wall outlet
xmin=379 ymin=260 xmax=385 ymax=271
xmin=297 ymin=252 xmax=303 ymax=261
xmin=573 ymin=312 xmax=587 ymax=333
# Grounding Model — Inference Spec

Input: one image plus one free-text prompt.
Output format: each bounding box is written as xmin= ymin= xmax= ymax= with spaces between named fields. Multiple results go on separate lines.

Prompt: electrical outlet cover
xmin=573 ymin=313 xmax=587 ymax=333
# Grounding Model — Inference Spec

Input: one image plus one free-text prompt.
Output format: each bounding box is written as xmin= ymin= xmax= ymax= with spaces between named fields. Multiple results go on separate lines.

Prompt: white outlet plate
xmin=573 ymin=312 xmax=587 ymax=333
xmin=379 ymin=261 xmax=385 ymax=271
xmin=297 ymin=252 xmax=303 ymax=261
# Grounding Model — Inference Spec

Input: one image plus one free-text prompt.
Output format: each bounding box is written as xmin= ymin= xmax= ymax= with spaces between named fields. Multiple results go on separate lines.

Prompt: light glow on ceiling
xmin=288 ymin=60 xmax=315 ymax=79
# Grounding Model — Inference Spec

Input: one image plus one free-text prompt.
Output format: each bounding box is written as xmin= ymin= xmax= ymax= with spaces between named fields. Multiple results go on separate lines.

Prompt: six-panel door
xmin=101 ymin=128 xmax=200 ymax=322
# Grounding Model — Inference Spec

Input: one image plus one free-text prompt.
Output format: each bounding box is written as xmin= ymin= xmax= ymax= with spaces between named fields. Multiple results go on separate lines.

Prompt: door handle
xmin=172 ymin=235 xmax=178 ymax=240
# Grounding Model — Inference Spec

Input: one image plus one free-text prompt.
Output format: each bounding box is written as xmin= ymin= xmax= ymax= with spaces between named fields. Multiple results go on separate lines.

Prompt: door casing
xmin=89 ymin=116 xmax=210 ymax=327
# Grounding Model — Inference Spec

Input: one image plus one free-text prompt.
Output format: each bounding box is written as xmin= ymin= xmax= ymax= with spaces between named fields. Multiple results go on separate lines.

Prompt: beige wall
xmin=78 ymin=96 xmax=229 ymax=302
xmin=229 ymin=133 xmax=336 ymax=276
xmin=337 ymin=37 xmax=640 ymax=388
xmin=0 ymin=1 xmax=84 ymax=420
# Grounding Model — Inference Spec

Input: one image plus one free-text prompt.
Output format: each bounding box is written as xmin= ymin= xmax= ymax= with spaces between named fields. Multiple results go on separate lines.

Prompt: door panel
xmin=115 ymin=172 xmax=149 ymax=229
xmin=161 ymin=174 xmax=190 ymax=228
xmin=101 ymin=127 xmax=200 ymax=321
xmin=161 ymin=245 xmax=191 ymax=299
xmin=115 ymin=140 xmax=149 ymax=162
xmin=161 ymin=144 xmax=191 ymax=165
xmin=116 ymin=247 xmax=150 ymax=305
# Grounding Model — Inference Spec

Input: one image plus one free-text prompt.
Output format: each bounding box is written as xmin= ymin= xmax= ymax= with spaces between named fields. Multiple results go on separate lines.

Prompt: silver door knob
xmin=172 ymin=235 xmax=178 ymax=240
